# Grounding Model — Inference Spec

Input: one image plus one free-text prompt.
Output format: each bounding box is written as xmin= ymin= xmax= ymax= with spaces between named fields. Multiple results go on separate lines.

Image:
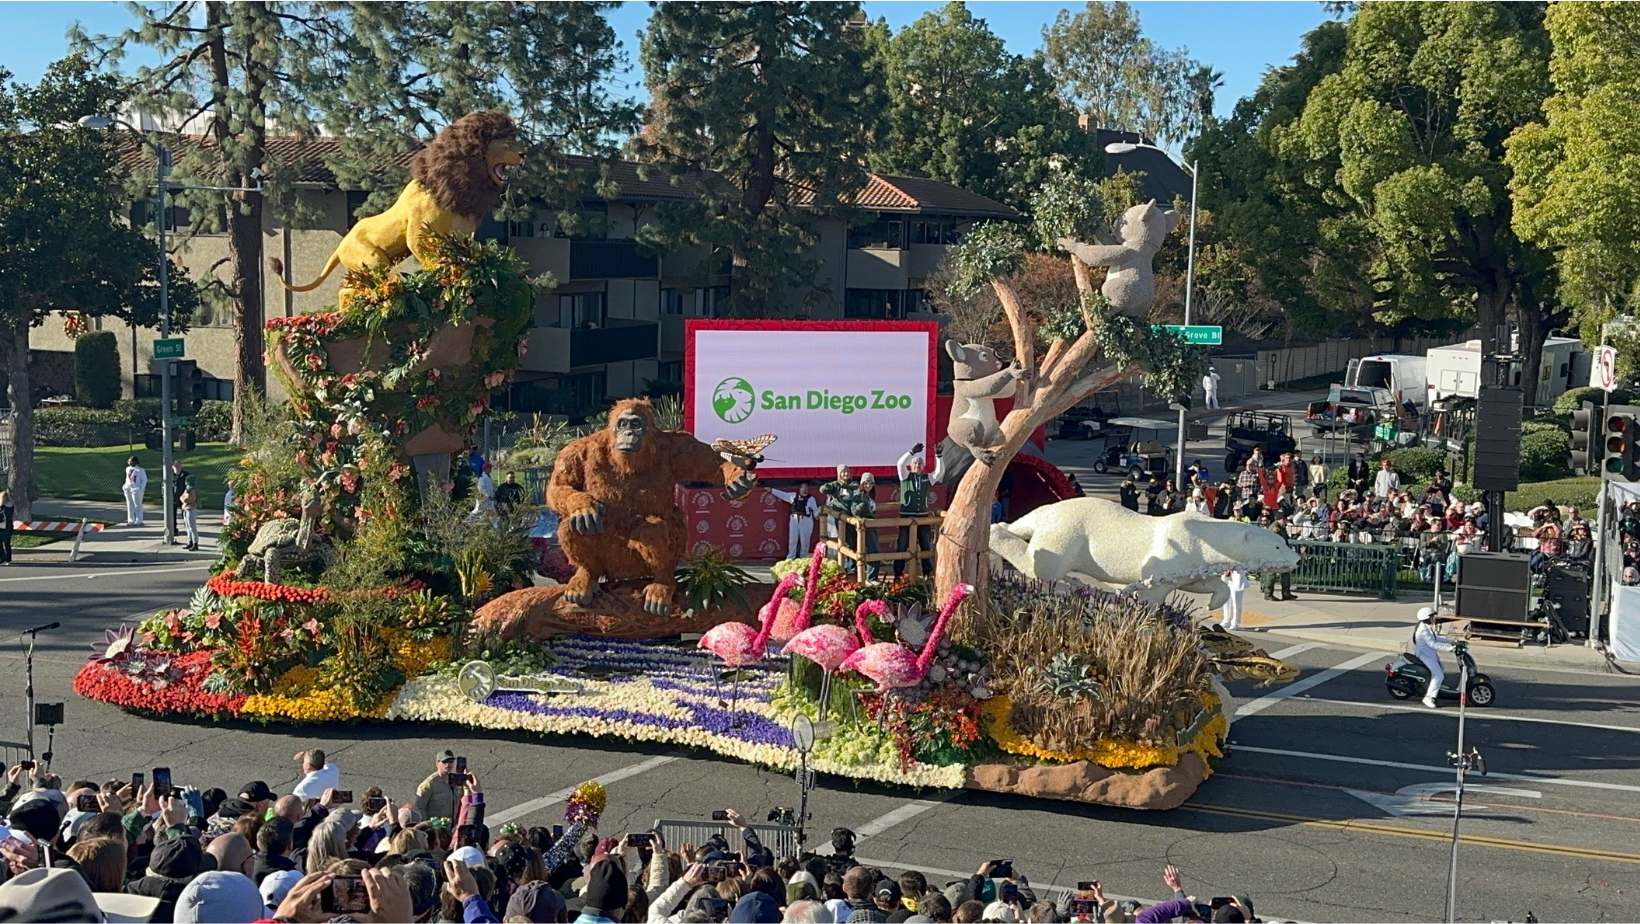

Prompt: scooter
xmin=1385 ymin=641 xmax=1496 ymax=706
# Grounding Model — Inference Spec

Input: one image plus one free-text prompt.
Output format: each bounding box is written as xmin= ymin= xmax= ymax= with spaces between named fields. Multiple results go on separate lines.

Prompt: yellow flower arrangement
xmin=981 ymin=693 xmax=1226 ymax=775
xmin=241 ymin=632 xmax=450 ymax=723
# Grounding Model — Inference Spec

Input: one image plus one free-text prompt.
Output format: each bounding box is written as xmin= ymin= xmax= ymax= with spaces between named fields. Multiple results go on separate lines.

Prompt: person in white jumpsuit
xmin=1220 ymin=568 xmax=1249 ymax=630
xmin=1202 ymin=366 xmax=1221 ymax=410
xmin=123 ymin=456 xmax=148 ymax=526
xmin=1413 ymin=606 xmax=1455 ymax=708
xmin=767 ymin=483 xmax=820 ymax=559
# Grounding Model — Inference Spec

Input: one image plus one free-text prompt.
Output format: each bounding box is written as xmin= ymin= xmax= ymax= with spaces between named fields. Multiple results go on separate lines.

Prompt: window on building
xmin=203 ymin=377 xmax=234 ymax=402
xmin=844 ymin=289 xmax=909 ymax=319
xmin=558 ymin=292 xmax=606 ymax=329
xmin=906 ymin=288 xmax=928 ymax=315
xmin=694 ymin=286 xmax=729 ymax=318
xmin=345 ymin=190 xmax=370 ymax=229
xmin=660 ymin=288 xmax=687 ymax=315
xmin=909 ymin=220 xmax=956 ymax=245
xmin=847 ymin=217 xmax=906 ymax=250
xmin=659 ymin=361 xmax=683 ymax=383
xmin=130 ymin=201 xmax=191 ymax=232
xmin=508 ymin=212 xmax=537 ymax=238
xmin=553 ymin=204 xmax=609 ymax=240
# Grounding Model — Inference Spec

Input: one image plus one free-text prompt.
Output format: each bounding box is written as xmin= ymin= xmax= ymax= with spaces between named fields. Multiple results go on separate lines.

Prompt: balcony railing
xmin=521 ymin=318 xmax=659 ymax=374
xmin=570 ymin=240 xmax=657 ymax=279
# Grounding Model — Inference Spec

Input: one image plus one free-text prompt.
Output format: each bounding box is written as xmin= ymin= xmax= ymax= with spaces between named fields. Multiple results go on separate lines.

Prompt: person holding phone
xmin=414 ymin=748 xmax=464 ymax=822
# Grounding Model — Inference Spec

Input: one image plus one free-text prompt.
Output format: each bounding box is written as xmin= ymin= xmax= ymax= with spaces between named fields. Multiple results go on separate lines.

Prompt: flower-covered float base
xmin=469 ymin=581 xmax=778 ymax=642
xmin=76 ymin=624 xmax=1226 ymax=808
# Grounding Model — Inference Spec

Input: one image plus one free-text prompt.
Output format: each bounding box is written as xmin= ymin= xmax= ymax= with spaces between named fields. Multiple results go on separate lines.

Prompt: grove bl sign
xmin=686 ymin=321 xmax=939 ymax=478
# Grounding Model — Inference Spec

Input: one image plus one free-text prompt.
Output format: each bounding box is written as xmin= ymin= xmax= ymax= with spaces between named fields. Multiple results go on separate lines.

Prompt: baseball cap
xmin=241 ymin=781 xmax=276 ymax=802
xmin=436 ymin=748 xmax=457 ymax=762
xmin=450 ymin=845 xmax=487 ymax=868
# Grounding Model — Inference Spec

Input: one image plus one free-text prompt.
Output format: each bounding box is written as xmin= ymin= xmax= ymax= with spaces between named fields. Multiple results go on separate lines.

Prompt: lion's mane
xmin=409 ymin=110 xmax=517 ymax=219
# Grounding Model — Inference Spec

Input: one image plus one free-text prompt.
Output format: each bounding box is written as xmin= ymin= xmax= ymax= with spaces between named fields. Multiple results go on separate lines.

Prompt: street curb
xmin=1258 ymin=627 xmax=1622 ymax=677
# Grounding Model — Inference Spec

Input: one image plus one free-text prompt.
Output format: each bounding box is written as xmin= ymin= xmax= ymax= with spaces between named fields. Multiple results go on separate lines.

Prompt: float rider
xmin=819 ymin=465 xmax=861 ymax=560
xmin=894 ymin=443 xmax=942 ymax=577
xmin=768 ymin=482 xmax=820 ymax=560
xmin=1414 ymin=606 xmax=1456 ymax=709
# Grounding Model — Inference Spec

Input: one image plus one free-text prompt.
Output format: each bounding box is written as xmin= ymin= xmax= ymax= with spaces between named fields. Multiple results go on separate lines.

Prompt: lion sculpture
xmin=546 ymin=399 xmax=758 ymax=616
xmin=269 ymin=110 xmax=522 ymax=300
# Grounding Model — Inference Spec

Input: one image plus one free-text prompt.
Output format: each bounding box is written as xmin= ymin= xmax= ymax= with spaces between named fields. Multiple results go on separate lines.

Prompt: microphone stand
xmin=21 ymin=623 xmax=59 ymax=761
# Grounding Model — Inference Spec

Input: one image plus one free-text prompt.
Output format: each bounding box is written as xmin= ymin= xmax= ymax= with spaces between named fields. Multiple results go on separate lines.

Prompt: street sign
xmin=1595 ymin=344 xmax=1619 ymax=392
xmin=1159 ymin=324 xmax=1223 ymax=346
xmin=153 ymin=338 xmax=186 ymax=359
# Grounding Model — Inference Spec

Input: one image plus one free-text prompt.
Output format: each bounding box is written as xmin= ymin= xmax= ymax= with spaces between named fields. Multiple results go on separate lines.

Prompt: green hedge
xmin=1520 ymin=427 xmax=1571 ymax=481
xmin=1383 ymin=446 xmax=1447 ymax=482
xmin=1553 ymin=386 xmax=1632 ymax=415
xmin=73 ymin=332 xmax=120 ymax=409
xmin=32 ymin=398 xmax=232 ymax=447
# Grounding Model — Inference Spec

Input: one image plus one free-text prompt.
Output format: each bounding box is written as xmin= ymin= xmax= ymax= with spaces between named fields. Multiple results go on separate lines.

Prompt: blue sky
xmin=2 ymin=1 xmax=1331 ymax=121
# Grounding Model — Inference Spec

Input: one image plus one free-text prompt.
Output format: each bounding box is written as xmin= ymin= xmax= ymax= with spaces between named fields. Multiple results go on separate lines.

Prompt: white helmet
xmin=1416 ymin=606 xmax=1437 ymax=622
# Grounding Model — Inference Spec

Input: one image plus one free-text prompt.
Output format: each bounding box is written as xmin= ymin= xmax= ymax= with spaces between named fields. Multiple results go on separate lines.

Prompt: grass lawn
xmin=34 ymin=443 xmax=242 ymax=505
xmin=13 ymin=534 xmax=61 ymax=548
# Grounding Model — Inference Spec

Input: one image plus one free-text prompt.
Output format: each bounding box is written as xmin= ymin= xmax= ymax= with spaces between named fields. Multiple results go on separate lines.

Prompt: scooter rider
xmin=1414 ymin=606 xmax=1455 ymax=708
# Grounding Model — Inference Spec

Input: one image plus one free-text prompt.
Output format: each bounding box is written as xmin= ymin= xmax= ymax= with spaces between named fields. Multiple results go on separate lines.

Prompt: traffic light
xmin=1570 ymin=401 xmax=1602 ymax=475
xmin=1604 ymin=409 xmax=1640 ymax=481
xmin=170 ymin=359 xmax=204 ymax=416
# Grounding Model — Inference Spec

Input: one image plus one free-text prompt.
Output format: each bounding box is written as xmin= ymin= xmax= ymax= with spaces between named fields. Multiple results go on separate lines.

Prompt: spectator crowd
xmin=0 ymin=749 xmax=1260 ymax=923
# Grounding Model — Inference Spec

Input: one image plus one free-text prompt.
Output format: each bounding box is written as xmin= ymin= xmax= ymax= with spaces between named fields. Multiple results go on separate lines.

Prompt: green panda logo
xmin=712 ymin=377 xmax=756 ymax=424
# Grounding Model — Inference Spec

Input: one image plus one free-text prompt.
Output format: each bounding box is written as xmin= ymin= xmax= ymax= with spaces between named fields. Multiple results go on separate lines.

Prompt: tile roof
xmin=115 ymin=132 xmax=1016 ymax=217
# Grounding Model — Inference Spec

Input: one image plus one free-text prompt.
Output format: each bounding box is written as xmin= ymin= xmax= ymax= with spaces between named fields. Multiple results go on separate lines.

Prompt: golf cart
xmin=1090 ymin=417 xmax=1178 ymax=479
xmin=1224 ymin=412 xmax=1298 ymax=472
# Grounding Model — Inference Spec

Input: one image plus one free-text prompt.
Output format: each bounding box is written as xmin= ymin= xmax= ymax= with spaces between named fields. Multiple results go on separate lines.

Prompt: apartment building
xmin=27 ymin=139 xmax=1017 ymax=419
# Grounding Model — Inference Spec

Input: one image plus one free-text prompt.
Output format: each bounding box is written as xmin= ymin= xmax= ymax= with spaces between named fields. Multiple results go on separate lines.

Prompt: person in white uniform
xmin=1413 ymin=605 xmax=1455 ymax=708
xmin=123 ymin=456 xmax=148 ymax=526
xmin=1202 ymin=366 xmax=1221 ymax=410
xmin=1219 ymin=568 xmax=1249 ymax=630
xmin=767 ymin=482 xmax=820 ymax=559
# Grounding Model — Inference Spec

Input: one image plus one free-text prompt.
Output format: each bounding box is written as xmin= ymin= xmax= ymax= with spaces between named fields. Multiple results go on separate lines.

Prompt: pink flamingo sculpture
xmin=782 ymin=597 xmax=880 ymax=720
xmin=699 ymin=572 xmax=795 ymax=724
xmin=839 ymin=583 xmax=975 ymax=722
xmin=769 ymin=544 xmax=827 ymax=645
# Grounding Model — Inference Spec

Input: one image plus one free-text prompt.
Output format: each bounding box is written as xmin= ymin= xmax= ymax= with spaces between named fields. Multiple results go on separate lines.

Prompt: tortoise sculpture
xmin=235 ymin=480 xmax=337 ymax=584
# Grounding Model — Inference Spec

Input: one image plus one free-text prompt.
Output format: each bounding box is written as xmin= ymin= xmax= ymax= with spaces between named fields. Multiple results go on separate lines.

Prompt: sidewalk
xmin=1231 ymin=590 xmax=1621 ymax=674
xmin=15 ymin=497 xmax=221 ymax=563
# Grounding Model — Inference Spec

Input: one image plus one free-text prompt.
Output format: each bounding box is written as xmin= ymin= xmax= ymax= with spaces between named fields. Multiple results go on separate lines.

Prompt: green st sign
xmin=152 ymin=338 xmax=186 ymax=359
xmin=1159 ymin=324 xmax=1223 ymax=346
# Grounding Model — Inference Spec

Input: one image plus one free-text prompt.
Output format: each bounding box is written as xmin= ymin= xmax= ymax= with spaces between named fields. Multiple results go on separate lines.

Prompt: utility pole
xmin=1444 ymin=659 xmax=1485 ymax=923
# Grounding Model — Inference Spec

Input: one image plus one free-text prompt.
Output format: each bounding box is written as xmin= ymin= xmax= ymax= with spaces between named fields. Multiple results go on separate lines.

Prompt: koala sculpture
xmin=945 ymin=339 xmax=1028 ymax=465
xmin=1057 ymin=199 xmax=1182 ymax=317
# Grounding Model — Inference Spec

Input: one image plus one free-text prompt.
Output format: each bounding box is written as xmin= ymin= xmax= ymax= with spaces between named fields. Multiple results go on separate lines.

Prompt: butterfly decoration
xmin=894 ymin=601 xmax=937 ymax=650
xmin=711 ymin=433 xmax=778 ymax=468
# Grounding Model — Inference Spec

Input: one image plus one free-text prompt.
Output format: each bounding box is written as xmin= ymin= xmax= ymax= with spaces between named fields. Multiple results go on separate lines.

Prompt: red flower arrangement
xmin=206 ymin=573 xmax=329 ymax=604
xmin=73 ymin=650 xmax=246 ymax=718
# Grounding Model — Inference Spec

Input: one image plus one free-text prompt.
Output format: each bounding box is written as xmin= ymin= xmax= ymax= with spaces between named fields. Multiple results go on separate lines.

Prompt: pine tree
xmin=636 ymin=2 xmax=873 ymax=316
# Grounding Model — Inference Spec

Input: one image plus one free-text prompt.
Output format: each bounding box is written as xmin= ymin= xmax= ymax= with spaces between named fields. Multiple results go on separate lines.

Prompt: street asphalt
xmin=4 ymin=559 xmax=1639 ymax=923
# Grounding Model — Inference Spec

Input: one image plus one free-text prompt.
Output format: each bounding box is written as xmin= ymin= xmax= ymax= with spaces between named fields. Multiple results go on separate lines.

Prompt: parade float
xmin=75 ymin=112 xmax=1300 ymax=811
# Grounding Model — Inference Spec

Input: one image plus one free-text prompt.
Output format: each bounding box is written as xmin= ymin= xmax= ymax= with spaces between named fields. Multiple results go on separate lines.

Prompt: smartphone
xmin=132 ymin=772 xmax=144 ymax=789
xmin=183 ymin=789 xmax=204 ymax=820
xmin=1071 ymin=899 xmax=1098 ymax=916
xmin=152 ymin=767 xmax=172 ymax=798
xmin=448 ymin=773 xmax=470 ymax=787
xmin=324 ymin=875 xmax=371 ymax=914
xmin=1077 ymin=881 xmax=1098 ymax=892
xmin=707 ymin=865 xmax=729 ymax=883
xmin=363 ymin=796 xmax=386 ymax=813
xmin=711 ymin=810 xmax=729 ymax=821
xmin=333 ymin=790 xmax=354 ymax=804
xmin=455 ymin=756 xmax=467 ymax=773
xmin=458 ymin=824 xmax=479 ymax=846
xmin=1209 ymin=897 xmax=1232 ymax=910
xmin=705 ymin=897 xmax=732 ymax=918
xmin=17 ymin=761 xmax=34 ymax=772
xmin=991 ymin=860 xmax=1014 ymax=880
xmin=1000 ymin=883 xmax=1020 ymax=903
xmin=75 ymin=793 xmax=98 ymax=813
xmin=629 ymin=832 xmax=652 ymax=846
xmin=552 ymin=824 xmax=564 ymax=838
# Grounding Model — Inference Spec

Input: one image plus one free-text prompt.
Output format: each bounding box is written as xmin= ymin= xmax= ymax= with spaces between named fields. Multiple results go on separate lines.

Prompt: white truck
xmin=1346 ymin=354 xmax=1428 ymax=411
xmin=1425 ymin=336 xmax=1584 ymax=405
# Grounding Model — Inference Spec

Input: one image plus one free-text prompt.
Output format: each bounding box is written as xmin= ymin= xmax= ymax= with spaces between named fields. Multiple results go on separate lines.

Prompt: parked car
xmin=1224 ymin=412 xmax=1298 ymax=472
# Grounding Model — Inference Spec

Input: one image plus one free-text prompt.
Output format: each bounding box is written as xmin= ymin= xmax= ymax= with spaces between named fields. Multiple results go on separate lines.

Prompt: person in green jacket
xmin=894 ymin=443 xmax=942 ymax=577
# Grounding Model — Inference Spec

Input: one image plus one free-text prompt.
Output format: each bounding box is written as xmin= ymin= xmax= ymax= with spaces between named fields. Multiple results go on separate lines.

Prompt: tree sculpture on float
xmin=933 ymin=177 xmax=1198 ymax=606
xmin=547 ymin=399 xmax=759 ymax=616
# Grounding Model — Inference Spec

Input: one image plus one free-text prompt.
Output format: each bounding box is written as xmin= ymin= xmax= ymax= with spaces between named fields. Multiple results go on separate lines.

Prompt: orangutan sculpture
xmin=547 ymin=400 xmax=758 ymax=616
xmin=269 ymin=110 xmax=522 ymax=300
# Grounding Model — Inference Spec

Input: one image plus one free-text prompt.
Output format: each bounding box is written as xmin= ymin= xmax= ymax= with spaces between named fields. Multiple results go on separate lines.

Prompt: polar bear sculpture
xmin=988 ymin=496 xmax=1298 ymax=608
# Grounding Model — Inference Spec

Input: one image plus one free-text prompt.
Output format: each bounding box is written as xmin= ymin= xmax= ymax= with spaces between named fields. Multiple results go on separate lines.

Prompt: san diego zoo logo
xmin=713 ymin=374 xmax=914 ymax=422
xmin=712 ymin=377 xmax=756 ymax=423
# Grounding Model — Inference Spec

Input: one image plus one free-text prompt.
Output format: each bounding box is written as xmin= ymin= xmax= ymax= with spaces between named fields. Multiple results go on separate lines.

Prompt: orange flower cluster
xmin=206 ymin=573 xmax=330 ymax=604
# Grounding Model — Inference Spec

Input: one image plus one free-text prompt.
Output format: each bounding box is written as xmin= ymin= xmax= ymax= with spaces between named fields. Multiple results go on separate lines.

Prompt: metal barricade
xmin=523 ymin=467 xmax=550 ymax=506
xmin=653 ymin=820 xmax=800 ymax=860
xmin=1289 ymin=538 xmax=1399 ymax=599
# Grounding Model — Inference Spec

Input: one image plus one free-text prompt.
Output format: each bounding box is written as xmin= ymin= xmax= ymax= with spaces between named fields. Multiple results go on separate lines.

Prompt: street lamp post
xmin=1106 ymin=141 xmax=1199 ymax=493
xmin=81 ymin=115 xmax=178 ymax=543
xmin=80 ymin=115 xmax=262 ymax=545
